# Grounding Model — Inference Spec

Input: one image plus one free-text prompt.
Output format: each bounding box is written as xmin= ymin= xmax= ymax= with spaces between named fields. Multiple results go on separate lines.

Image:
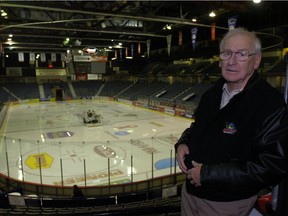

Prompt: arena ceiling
xmin=1 ymin=1 xmax=288 ymax=54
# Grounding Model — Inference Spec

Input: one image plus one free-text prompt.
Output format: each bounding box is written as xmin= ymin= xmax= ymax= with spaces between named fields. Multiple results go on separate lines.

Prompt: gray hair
xmin=219 ymin=28 xmax=262 ymax=53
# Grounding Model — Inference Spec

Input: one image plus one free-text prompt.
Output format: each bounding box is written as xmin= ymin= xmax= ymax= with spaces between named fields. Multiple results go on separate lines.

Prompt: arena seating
xmin=0 ymin=83 xmax=40 ymax=100
xmin=0 ymin=87 xmax=13 ymax=102
xmin=42 ymin=82 xmax=72 ymax=99
xmin=0 ymin=56 xmax=285 ymax=102
xmin=199 ymin=61 xmax=220 ymax=75
xmin=99 ymin=81 xmax=133 ymax=97
xmin=260 ymin=57 xmax=281 ymax=72
xmin=138 ymin=63 xmax=163 ymax=76
xmin=72 ymin=80 xmax=103 ymax=98
xmin=268 ymin=59 xmax=286 ymax=74
xmin=116 ymin=81 xmax=169 ymax=101
xmin=154 ymin=82 xmax=191 ymax=102
xmin=175 ymin=83 xmax=212 ymax=106
xmin=0 ymin=186 xmax=181 ymax=215
xmin=115 ymin=82 xmax=148 ymax=99
xmin=135 ymin=82 xmax=169 ymax=100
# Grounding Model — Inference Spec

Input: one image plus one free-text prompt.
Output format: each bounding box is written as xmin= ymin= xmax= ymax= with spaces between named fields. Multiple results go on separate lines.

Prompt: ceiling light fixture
xmin=63 ymin=38 xmax=70 ymax=45
xmin=1 ymin=9 xmax=7 ymax=17
xmin=253 ymin=0 xmax=261 ymax=3
xmin=101 ymin=23 xmax=106 ymax=28
xmin=163 ymin=24 xmax=172 ymax=30
xmin=74 ymin=39 xmax=81 ymax=46
xmin=209 ymin=11 xmax=216 ymax=17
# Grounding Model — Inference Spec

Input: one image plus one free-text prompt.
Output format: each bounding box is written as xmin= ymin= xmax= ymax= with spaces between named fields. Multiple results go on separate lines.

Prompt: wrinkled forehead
xmin=222 ymin=34 xmax=255 ymax=52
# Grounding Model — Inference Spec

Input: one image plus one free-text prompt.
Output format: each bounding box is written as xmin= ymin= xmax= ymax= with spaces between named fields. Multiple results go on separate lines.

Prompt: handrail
xmin=0 ymin=172 xmax=186 ymax=197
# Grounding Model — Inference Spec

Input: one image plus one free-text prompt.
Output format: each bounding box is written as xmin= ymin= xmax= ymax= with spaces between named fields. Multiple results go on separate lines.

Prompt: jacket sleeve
xmin=174 ymin=122 xmax=194 ymax=152
xmin=200 ymin=106 xmax=288 ymax=193
xmin=174 ymin=89 xmax=212 ymax=152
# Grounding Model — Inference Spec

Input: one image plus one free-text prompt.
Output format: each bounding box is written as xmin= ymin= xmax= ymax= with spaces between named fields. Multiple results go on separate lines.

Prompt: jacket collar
xmin=216 ymin=72 xmax=261 ymax=93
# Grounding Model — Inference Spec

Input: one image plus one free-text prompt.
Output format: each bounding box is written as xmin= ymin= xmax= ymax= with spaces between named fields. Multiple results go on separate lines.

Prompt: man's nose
xmin=228 ymin=53 xmax=237 ymax=63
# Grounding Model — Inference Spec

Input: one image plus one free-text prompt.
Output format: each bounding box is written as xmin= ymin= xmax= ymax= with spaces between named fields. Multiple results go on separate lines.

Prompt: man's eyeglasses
xmin=219 ymin=51 xmax=258 ymax=62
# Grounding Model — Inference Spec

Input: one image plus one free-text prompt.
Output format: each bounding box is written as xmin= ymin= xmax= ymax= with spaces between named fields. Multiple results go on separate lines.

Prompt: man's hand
xmin=176 ymin=144 xmax=189 ymax=174
xmin=187 ymin=160 xmax=203 ymax=187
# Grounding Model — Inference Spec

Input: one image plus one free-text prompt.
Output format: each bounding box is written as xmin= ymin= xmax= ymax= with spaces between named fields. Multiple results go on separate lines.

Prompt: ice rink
xmin=0 ymin=100 xmax=191 ymax=187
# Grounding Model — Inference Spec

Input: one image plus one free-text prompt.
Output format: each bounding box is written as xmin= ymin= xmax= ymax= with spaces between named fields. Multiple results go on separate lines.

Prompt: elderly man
xmin=175 ymin=28 xmax=288 ymax=216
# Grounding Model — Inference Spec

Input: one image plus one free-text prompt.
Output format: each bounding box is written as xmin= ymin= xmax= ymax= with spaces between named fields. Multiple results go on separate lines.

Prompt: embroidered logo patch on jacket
xmin=223 ymin=122 xmax=237 ymax=134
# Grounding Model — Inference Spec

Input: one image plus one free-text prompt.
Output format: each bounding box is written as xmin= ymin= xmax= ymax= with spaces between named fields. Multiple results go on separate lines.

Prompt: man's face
xmin=219 ymin=34 xmax=261 ymax=89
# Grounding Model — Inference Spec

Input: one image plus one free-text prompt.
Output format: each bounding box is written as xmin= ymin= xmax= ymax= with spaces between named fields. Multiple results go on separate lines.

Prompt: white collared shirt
xmin=220 ymin=83 xmax=242 ymax=109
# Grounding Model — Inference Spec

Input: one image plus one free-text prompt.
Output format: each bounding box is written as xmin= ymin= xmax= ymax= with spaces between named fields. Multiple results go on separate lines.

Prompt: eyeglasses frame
xmin=219 ymin=50 xmax=259 ymax=62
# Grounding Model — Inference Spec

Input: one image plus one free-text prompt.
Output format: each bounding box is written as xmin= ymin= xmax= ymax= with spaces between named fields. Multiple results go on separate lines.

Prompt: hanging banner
xmin=51 ymin=53 xmax=56 ymax=62
xmin=114 ymin=50 xmax=117 ymax=59
xmin=179 ymin=31 xmax=183 ymax=47
xmin=119 ymin=48 xmax=123 ymax=60
xmin=61 ymin=53 xmax=65 ymax=61
xmin=191 ymin=27 xmax=198 ymax=51
xmin=211 ymin=23 xmax=216 ymax=41
xmin=228 ymin=16 xmax=237 ymax=30
xmin=146 ymin=39 xmax=151 ymax=58
xmin=29 ymin=52 xmax=35 ymax=62
xmin=65 ymin=50 xmax=72 ymax=63
xmin=166 ymin=34 xmax=172 ymax=56
xmin=103 ymin=49 xmax=108 ymax=56
xmin=138 ymin=42 xmax=141 ymax=54
xmin=41 ymin=53 xmax=46 ymax=62
xmin=125 ymin=47 xmax=128 ymax=57
xmin=18 ymin=52 xmax=24 ymax=62
xmin=131 ymin=43 xmax=134 ymax=57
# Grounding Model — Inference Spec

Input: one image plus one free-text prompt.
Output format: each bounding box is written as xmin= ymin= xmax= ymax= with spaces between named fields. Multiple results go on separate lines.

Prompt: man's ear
xmin=254 ymin=53 xmax=262 ymax=69
xmin=219 ymin=61 xmax=222 ymax=68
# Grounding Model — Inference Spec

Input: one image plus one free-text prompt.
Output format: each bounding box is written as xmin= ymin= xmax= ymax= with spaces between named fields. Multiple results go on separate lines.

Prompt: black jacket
xmin=175 ymin=73 xmax=288 ymax=201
